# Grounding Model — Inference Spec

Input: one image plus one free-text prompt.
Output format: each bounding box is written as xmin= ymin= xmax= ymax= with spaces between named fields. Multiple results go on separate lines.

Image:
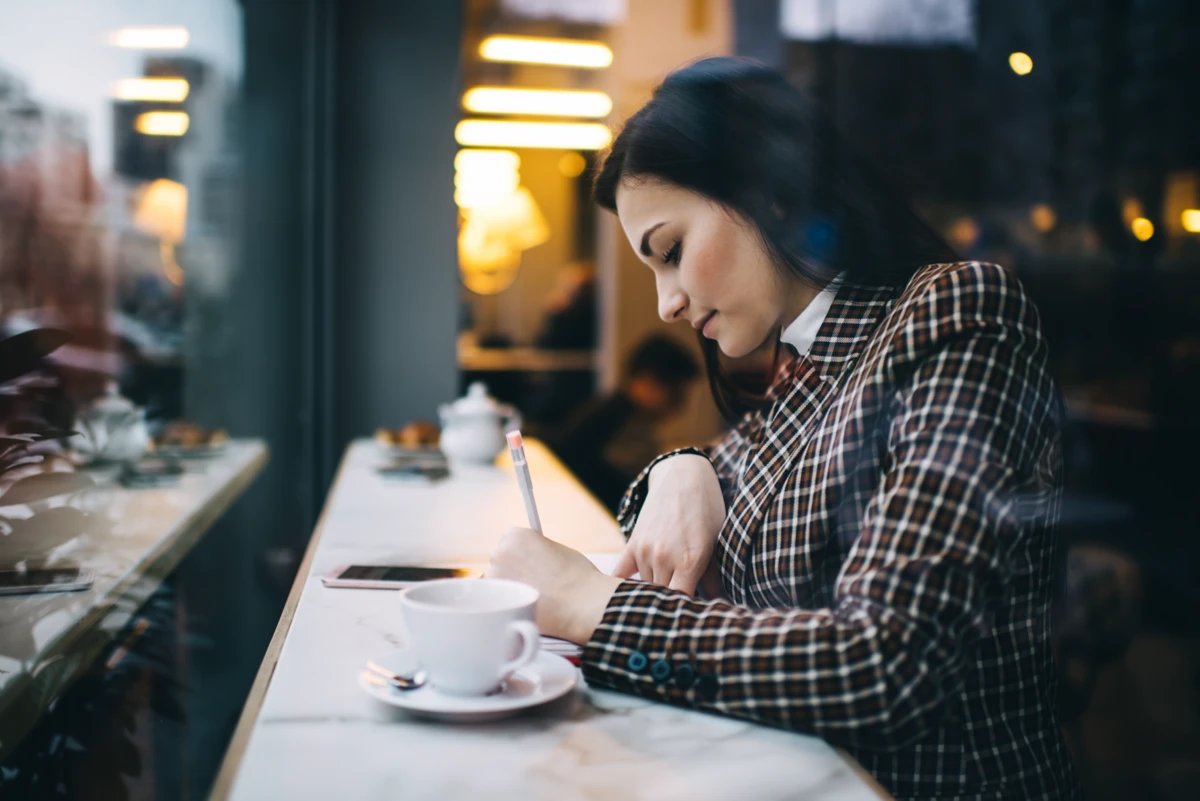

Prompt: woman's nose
xmin=657 ymin=276 xmax=688 ymax=323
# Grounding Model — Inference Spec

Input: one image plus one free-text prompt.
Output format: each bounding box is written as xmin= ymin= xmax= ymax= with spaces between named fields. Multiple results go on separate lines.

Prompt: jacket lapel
xmin=719 ymin=282 xmax=897 ymax=603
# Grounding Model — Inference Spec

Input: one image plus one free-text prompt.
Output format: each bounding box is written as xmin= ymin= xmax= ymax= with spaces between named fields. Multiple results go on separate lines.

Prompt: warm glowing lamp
xmin=462 ymin=87 xmax=612 ymax=118
xmin=458 ymin=187 xmax=550 ymax=295
xmin=478 ymin=36 xmax=612 ymax=69
xmin=1030 ymin=204 xmax=1056 ymax=233
xmin=114 ymin=78 xmax=190 ymax=102
xmin=135 ymin=111 xmax=189 ymax=136
xmin=1131 ymin=217 xmax=1155 ymax=242
xmin=133 ymin=179 xmax=187 ymax=285
xmin=454 ymin=149 xmax=521 ymax=209
xmin=455 ymin=120 xmax=611 ymax=150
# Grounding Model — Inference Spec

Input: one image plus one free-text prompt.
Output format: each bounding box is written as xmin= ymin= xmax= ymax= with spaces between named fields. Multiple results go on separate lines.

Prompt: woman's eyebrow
xmin=639 ymin=222 xmax=666 ymax=257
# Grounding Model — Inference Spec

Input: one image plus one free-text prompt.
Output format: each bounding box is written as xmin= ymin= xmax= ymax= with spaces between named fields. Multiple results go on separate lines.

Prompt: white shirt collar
xmin=780 ymin=276 xmax=842 ymax=356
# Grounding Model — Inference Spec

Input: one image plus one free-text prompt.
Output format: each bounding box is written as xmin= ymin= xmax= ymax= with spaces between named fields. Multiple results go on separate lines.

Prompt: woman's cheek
xmin=684 ymin=250 xmax=724 ymax=304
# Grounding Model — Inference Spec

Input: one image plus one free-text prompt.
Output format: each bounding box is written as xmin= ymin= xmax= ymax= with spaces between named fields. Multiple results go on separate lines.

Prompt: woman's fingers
xmin=667 ymin=571 xmax=696 ymax=595
xmin=667 ymin=562 xmax=703 ymax=595
xmin=652 ymin=549 xmax=682 ymax=589
xmin=611 ymin=546 xmax=639 ymax=579
xmin=699 ymin=558 xmax=724 ymax=600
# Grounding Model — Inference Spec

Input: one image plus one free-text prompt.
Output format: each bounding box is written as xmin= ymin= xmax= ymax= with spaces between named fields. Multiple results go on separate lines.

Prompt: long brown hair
xmin=593 ymin=57 xmax=957 ymax=422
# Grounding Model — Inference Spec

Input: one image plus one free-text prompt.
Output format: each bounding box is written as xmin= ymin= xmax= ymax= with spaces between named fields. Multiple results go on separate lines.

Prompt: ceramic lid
xmin=444 ymin=382 xmax=502 ymax=417
xmin=89 ymin=381 xmax=136 ymax=416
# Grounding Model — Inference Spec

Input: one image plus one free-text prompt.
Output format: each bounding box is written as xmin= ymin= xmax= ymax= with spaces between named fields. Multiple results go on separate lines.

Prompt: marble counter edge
xmin=209 ymin=440 xmax=892 ymax=801
xmin=0 ymin=441 xmax=269 ymax=760
xmin=208 ymin=444 xmax=354 ymax=801
xmin=208 ymin=438 xmax=621 ymax=801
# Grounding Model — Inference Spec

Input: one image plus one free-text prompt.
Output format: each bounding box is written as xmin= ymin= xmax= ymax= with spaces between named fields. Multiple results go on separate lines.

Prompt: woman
xmin=488 ymin=58 xmax=1081 ymax=801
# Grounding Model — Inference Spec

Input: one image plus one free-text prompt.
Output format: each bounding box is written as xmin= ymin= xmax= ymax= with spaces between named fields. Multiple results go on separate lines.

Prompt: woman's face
xmin=615 ymin=178 xmax=812 ymax=359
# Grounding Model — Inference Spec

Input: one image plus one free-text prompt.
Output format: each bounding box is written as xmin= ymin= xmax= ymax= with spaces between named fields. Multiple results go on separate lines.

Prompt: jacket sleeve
xmin=582 ymin=263 xmax=1061 ymax=749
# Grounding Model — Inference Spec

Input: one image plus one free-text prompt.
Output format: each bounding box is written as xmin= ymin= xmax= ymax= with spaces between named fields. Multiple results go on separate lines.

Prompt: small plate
xmin=376 ymin=444 xmax=443 ymax=459
xmin=358 ymin=647 xmax=577 ymax=723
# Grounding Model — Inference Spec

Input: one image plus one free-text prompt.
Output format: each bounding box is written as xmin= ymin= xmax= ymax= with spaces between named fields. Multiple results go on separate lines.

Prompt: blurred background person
xmin=534 ymin=260 xmax=597 ymax=351
xmin=552 ymin=334 xmax=698 ymax=513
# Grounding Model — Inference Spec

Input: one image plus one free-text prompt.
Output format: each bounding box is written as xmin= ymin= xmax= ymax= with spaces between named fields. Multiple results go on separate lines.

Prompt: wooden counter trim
xmin=837 ymin=749 xmax=893 ymax=800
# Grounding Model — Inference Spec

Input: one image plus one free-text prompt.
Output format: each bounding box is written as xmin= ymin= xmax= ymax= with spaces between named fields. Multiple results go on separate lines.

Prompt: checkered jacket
xmin=581 ymin=262 xmax=1082 ymax=800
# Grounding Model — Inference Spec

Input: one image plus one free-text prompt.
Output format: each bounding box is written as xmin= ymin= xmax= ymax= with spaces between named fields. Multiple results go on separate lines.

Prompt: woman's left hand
xmin=487 ymin=527 xmax=624 ymax=644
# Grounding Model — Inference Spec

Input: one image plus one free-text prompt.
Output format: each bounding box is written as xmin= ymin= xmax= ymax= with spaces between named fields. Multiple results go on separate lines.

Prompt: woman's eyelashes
xmin=661 ymin=239 xmax=682 ymax=265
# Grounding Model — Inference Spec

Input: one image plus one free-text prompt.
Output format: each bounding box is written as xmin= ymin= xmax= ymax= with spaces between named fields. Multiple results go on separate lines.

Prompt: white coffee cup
xmin=399 ymin=578 xmax=540 ymax=697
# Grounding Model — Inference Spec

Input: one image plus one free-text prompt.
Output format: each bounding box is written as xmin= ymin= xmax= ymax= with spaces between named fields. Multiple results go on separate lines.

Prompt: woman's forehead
xmin=615 ymin=178 xmax=696 ymax=221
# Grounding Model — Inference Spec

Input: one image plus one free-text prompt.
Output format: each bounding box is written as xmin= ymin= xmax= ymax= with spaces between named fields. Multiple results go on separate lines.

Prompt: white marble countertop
xmin=214 ymin=440 xmax=888 ymax=801
xmin=0 ymin=440 xmax=268 ymax=757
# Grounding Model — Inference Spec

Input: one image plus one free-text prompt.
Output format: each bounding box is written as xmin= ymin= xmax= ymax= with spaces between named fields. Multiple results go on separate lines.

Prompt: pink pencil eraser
xmin=506 ymin=430 xmax=523 ymax=449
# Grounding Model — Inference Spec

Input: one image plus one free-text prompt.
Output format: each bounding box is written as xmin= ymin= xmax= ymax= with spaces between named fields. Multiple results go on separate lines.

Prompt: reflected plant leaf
xmin=2 ymin=507 xmax=92 ymax=559
xmin=0 ymin=472 xmax=94 ymax=506
xmin=0 ymin=329 xmax=70 ymax=386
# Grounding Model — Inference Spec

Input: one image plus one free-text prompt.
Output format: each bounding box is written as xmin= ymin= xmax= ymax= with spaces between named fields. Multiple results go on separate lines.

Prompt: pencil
xmin=506 ymin=430 xmax=543 ymax=535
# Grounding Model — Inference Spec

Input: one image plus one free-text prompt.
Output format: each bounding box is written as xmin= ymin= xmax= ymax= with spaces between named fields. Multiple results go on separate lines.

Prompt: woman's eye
xmin=661 ymin=240 xmax=682 ymax=265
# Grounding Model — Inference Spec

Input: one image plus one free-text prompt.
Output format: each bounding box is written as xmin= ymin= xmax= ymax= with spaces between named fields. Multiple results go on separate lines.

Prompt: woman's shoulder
xmin=901 ymin=260 xmax=1020 ymax=300
xmin=891 ymin=260 xmax=1039 ymax=332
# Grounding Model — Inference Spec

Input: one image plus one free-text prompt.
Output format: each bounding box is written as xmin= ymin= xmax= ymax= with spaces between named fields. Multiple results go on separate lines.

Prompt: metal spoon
xmin=365 ymin=659 xmax=426 ymax=690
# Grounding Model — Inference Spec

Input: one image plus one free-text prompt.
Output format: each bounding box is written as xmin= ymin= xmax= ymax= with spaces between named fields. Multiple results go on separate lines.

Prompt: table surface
xmin=213 ymin=439 xmax=889 ymax=801
xmin=0 ymin=440 xmax=268 ymax=758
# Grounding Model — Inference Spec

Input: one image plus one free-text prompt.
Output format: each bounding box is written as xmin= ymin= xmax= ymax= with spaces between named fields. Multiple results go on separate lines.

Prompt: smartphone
xmin=376 ymin=463 xmax=450 ymax=481
xmin=321 ymin=564 xmax=482 ymax=589
xmin=0 ymin=567 xmax=95 ymax=596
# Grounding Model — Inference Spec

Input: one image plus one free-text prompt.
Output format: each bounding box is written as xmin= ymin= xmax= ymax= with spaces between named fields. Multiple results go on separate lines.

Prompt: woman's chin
xmin=717 ymin=337 xmax=754 ymax=359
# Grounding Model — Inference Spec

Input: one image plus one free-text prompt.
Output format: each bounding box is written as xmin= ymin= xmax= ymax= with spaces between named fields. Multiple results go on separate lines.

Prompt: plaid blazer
xmin=581 ymin=262 xmax=1082 ymax=801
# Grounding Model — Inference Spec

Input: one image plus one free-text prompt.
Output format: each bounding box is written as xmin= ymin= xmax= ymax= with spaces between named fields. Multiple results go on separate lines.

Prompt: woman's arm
xmin=609 ymin=411 xmax=765 ymax=592
xmin=615 ymin=408 xmax=764 ymax=537
xmin=582 ymin=264 xmax=1060 ymax=750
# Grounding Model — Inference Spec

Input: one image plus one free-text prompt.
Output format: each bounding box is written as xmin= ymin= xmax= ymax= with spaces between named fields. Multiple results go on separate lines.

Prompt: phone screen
xmin=0 ymin=568 xmax=82 ymax=589
xmin=336 ymin=565 xmax=475 ymax=582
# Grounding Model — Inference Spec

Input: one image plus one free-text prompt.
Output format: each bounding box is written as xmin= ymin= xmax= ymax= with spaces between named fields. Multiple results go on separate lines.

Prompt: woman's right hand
xmin=612 ymin=454 xmax=726 ymax=595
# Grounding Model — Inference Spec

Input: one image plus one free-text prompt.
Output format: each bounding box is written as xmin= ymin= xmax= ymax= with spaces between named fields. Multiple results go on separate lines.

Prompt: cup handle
xmin=500 ymin=405 xmax=522 ymax=432
xmin=496 ymin=620 xmax=540 ymax=681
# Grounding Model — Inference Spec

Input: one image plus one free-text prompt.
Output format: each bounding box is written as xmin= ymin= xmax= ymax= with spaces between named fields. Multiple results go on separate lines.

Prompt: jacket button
xmin=695 ymin=673 xmax=719 ymax=701
xmin=650 ymin=659 xmax=673 ymax=683
xmin=674 ymin=663 xmax=696 ymax=690
xmin=626 ymin=651 xmax=648 ymax=673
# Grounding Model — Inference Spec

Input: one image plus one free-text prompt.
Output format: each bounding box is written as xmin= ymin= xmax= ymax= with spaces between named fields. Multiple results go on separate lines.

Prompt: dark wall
xmin=179 ymin=3 xmax=328 ymax=795
xmin=188 ymin=0 xmax=462 ymax=531
xmin=177 ymin=1 xmax=462 ymax=795
xmin=334 ymin=0 xmax=461 ymax=449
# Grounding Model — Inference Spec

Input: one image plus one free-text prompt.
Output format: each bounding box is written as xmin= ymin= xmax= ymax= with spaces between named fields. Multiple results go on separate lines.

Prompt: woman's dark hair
xmin=593 ymin=57 xmax=957 ymax=422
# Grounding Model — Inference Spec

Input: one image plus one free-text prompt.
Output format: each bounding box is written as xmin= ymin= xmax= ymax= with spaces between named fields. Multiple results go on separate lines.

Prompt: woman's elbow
xmin=868 ymin=669 xmax=956 ymax=750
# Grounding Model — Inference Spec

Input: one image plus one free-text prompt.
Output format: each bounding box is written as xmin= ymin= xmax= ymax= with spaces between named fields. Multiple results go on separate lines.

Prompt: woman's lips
xmin=701 ymin=311 xmax=717 ymax=338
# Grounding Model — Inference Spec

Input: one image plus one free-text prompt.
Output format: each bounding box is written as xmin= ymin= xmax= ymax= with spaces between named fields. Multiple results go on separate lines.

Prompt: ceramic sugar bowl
xmin=73 ymin=382 xmax=150 ymax=464
xmin=437 ymin=382 xmax=520 ymax=465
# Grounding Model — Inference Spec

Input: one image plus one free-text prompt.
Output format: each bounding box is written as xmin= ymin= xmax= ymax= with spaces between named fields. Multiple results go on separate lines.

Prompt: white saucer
xmin=358 ymin=647 xmax=577 ymax=723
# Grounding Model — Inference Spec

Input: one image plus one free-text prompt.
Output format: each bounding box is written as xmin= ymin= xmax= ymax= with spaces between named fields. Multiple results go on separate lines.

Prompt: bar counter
xmin=213 ymin=439 xmax=889 ymax=801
